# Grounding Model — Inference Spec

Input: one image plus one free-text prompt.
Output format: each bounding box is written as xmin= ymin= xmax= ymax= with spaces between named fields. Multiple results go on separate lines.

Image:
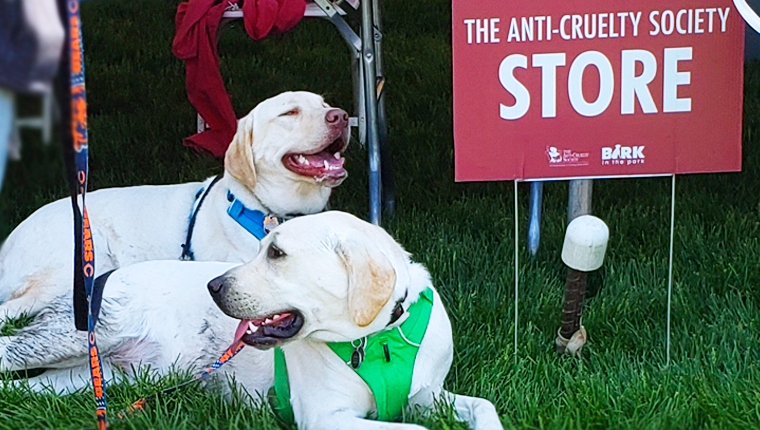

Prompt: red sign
xmin=453 ymin=0 xmax=745 ymax=181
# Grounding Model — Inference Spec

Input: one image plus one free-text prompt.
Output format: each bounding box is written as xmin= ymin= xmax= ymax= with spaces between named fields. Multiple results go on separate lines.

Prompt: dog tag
xmin=263 ymin=215 xmax=281 ymax=233
xmin=350 ymin=337 xmax=367 ymax=369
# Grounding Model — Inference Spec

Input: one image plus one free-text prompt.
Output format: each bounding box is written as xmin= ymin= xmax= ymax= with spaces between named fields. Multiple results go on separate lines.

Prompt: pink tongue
xmin=234 ymin=320 xmax=252 ymax=342
xmin=302 ymin=153 xmax=346 ymax=169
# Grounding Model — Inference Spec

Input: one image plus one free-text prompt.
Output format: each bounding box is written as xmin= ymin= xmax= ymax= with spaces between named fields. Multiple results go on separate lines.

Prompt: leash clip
xmin=350 ymin=337 xmax=367 ymax=369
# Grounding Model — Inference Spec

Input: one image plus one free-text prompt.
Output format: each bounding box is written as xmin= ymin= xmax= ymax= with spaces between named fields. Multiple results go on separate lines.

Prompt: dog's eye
xmin=267 ymin=244 xmax=286 ymax=259
xmin=280 ymin=108 xmax=300 ymax=117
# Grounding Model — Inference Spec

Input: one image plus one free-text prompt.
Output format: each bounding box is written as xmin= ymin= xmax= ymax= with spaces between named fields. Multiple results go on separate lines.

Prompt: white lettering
xmin=718 ymin=8 xmax=729 ymax=32
xmin=499 ymin=55 xmax=530 ymax=120
xmin=617 ymin=12 xmax=628 ymax=37
xmin=535 ymin=16 xmax=546 ymax=41
xmin=599 ymin=13 xmax=608 ymax=38
xmin=705 ymin=8 xmax=717 ymax=32
xmin=476 ymin=19 xmax=488 ymax=43
xmin=694 ymin=8 xmax=705 ymax=34
xmin=649 ymin=11 xmax=660 ymax=36
xmin=560 ymin=15 xmax=571 ymax=40
xmin=630 ymin=11 xmax=641 ymax=36
xmin=567 ymin=51 xmax=614 ymax=117
xmin=491 ymin=18 xmax=501 ymax=43
xmin=463 ymin=19 xmax=475 ymax=44
xmin=689 ymin=9 xmax=694 ymax=33
xmin=521 ymin=17 xmax=534 ymax=42
xmin=608 ymin=13 xmax=618 ymax=37
xmin=621 ymin=50 xmax=658 ymax=115
xmin=584 ymin=14 xmax=596 ymax=39
xmin=662 ymin=10 xmax=675 ymax=35
xmin=533 ymin=53 xmax=566 ymax=118
xmin=676 ymin=9 xmax=688 ymax=34
xmin=663 ymin=47 xmax=692 ymax=113
xmin=572 ymin=15 xmax=584 ymax=39
xmin=507 ymin=18 xmax=520 ymax=42
xmin=601 ymin=145 xmax=646 ymax=162
xmin=496 ymin=47 xmax=694 ymax=119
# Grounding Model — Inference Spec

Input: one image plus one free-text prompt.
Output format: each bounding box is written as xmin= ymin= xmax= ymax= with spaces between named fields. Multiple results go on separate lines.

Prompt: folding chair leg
xmin=371 ymin=0 xmax=394 ymax=219
xmin=314 ymin=0 xmax=391 ymax=224
xmin=349 ymin=44 xmax=365 ymax=147
xmin=360 ymin=0 xmax=382 ymax=225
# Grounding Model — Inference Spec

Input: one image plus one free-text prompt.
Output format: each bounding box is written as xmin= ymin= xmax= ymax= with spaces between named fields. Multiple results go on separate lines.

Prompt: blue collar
xmin=227 ymin=191 xmax=269 ymax=240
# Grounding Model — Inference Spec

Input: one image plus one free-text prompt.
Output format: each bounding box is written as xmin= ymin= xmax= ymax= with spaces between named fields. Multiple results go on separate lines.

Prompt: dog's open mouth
xmin=282 ymin=135 xmax=348 ymax=187
xmin=233 ymin=311 xmax=304 ymax=349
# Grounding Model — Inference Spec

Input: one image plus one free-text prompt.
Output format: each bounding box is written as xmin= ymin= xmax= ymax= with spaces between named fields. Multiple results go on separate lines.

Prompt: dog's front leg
xmin=440 ymin=390 xmax=504 ymax=430
xmin=301 ymin=412 xmax=429 ymax=430
xmin=0 ymin=331 xmax=88 ymax=372
xmin=286 ymin=343 xmax=430 ymax=430
xmin=0 ymin=298 xmax=89 ymax=372
xmin=1 ymin=364 xmax=96 ymax=394
xmin=0 ymin=289 xmax=55 ymax=325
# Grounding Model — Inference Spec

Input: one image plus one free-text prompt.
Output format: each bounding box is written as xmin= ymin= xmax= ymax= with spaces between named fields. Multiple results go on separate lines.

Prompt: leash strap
xmin=117 ymin=339 xmax=246 ymax=419
xmin=57 ymin=0 xmax=107 ymax=427
xmin=121 ymin=195 xmax=290 ymax=419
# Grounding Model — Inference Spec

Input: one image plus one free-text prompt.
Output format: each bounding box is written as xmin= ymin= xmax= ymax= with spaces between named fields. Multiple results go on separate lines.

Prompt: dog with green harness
xmin=208 ymin=211 xmax=504 ymax=430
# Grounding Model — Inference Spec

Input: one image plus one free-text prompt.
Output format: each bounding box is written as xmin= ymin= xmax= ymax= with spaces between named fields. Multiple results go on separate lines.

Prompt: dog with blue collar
xmin=179 ymin=91 xmax=350 ymax=261
xmin=209 ymin=211 xmax=504 ymax=430
xmin=0 ymin=91 xmax=349 ymax=326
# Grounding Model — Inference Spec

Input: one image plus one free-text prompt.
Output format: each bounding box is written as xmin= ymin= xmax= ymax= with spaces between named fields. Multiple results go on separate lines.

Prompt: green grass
xmin=2 ymin=0 xmax=760 ymax=428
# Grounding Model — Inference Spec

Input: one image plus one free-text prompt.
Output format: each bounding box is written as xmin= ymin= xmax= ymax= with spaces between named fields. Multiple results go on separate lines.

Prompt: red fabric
xmin=173 ymin=0 xmax=306 ymax=157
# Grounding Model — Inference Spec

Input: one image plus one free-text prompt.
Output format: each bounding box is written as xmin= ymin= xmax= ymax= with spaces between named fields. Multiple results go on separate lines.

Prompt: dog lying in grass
xmin=0 ymin=91 xmax=349 ymax=324
xmin=1 ymin=212 xmax=502 ymax=429
xmin=209 ymin=211 xmax=504 ymax=429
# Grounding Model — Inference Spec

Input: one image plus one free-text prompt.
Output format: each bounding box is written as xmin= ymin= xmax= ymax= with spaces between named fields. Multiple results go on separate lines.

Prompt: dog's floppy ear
xmin=224 ymin=114 xmax=257 ymax=190
xmin=337 ymin=238 xmax=397 ymax=327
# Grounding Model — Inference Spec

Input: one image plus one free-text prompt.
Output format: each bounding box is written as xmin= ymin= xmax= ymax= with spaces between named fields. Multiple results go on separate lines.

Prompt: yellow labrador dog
xmin=0 ymin=91 xmax=349 ymax=323
xmin=209 ymin=211 xmax=503 ymax=430
xmin=1 ymin=212 xmax=502 ymax=430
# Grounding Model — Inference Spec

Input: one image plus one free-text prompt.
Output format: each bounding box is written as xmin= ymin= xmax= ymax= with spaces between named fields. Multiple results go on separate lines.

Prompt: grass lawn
xmin=2 ymin=0 xmax=760 ymax=428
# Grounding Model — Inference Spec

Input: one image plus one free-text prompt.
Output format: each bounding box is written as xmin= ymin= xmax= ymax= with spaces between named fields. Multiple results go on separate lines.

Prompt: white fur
xmin=213 ymin=211 xmax=504 ymax=430
xmin=0 ymin=261 xmax=272 ymax=398
xmin=0 ymin=91 xmax=348 ymax=322
xmin=1 ymin=212 xmax=502 ymax=430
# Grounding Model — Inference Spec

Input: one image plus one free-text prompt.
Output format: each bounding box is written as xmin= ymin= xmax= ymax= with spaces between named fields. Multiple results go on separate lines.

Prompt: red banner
xmin=453 ymin=0 xmax=745 ymax=181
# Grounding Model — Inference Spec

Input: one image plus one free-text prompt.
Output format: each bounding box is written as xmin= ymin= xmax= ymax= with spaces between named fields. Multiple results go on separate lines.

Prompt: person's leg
xmin=0 ymin=88 xmax=13 ymax=192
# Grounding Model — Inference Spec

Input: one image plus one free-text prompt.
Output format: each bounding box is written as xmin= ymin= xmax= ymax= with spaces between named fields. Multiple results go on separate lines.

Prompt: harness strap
xmin=387 ymin=290 xmax=408 ymax=326
xmin=181 ymin=174 xmax=223 ymax=261
xmin=270 ymin=288 xmax=435 ymax=423
xmin=90 ymin=270 xmax=115 ymax=326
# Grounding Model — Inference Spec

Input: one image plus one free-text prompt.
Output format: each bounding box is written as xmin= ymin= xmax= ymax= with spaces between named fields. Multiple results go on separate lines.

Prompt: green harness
xmin=269 ymin=288 xmax=435 ymax=423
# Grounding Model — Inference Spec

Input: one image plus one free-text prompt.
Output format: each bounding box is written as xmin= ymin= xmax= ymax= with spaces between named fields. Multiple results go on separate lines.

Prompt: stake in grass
xmin=556 ymin=215 xmax=609 ymax=357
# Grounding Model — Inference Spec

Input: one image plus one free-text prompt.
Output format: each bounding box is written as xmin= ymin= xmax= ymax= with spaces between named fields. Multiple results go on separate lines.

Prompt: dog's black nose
xmin=207 ymin=275 xmax=227 ymax=295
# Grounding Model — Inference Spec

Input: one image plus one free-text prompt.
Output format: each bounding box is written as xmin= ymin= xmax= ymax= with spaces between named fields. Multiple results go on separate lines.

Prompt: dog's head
xmin=208 ymin=211 xmax=429 ymax=349
xmin=225 ymin=91 xmax=350 ymax=214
